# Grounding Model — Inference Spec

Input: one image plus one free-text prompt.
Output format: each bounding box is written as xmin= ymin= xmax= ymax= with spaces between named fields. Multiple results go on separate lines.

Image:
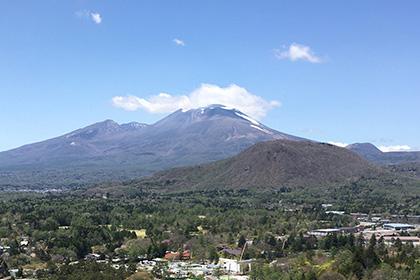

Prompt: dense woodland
xmin=0 ymin=187 xmax=419 ymax=279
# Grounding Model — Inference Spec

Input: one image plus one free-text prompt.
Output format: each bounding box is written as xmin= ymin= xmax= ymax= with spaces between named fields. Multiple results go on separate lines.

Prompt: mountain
xmin=133 ymin=140 xmax=381 ymax=192
xmin=0 ymin=105 xmax=303 ymax=188
xmin=346 ymin=143 xmax=384 ymax=162
xmin=347 ymin=143 xmax=420 ymax=165
xmin=0 ymin=120 xmax=149 ymax=167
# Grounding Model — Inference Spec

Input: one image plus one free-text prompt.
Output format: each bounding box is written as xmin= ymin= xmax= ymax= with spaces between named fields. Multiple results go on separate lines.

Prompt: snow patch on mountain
xmin=234 ymin=111 xmax=260 ymax=125
xmin=250 ymin=124 xmax=272 ymax=134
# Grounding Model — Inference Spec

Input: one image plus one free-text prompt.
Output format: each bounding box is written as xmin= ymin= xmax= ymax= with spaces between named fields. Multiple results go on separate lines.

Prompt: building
xmin=219 ymin=247 xmax=242 ymax=258
xmin=383 ymin=223 xmax=415 ymax=231
xmin=361 ymin=229 xmax=397 ymax=240
xmin=163 ymin=250 xmax=191 ymax=261
xmin=308 ymin=227 xmax=360 ymax=237
xmin=308 ymin=228 xmax=341 ymax=237
xmin=325 ymin=211 xmax=345 ymax=215
xmin=164 ymin=251 xmax=180 ymax=261
xmin=358 ymin=222 xmax=377 ymax=228
xmin=85 ymin=253 xmax=101 ymax=261
xmin=218 ymin=258 xmax=253 ymax=274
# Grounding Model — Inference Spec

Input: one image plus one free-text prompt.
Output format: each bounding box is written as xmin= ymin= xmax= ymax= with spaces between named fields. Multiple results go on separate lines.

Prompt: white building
xmin=307 ymin=227 xmax=359 ymax=237
xmin=218 ymin=258 xmax=253 ymax=274
xmin=383 ymin=223 xmax=415 ymax=231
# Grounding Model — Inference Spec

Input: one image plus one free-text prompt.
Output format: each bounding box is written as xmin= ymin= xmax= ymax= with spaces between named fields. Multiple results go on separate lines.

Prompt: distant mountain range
xmin=0 ymin=105 xmax=303 ymax=188
xmin=347 ymin=143 xmax=420 ymax=165
xmin=1 ymin=105 xmax=418 ymax=190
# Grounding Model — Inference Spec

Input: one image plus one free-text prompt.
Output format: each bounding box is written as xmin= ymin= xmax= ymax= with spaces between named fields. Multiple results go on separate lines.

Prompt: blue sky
xmin=1 ymin=1 xmax=419 ymax=152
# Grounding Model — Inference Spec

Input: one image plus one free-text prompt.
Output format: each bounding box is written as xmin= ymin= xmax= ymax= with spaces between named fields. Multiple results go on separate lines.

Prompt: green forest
xmin=0 ymin=187 xmax=419 ymax=279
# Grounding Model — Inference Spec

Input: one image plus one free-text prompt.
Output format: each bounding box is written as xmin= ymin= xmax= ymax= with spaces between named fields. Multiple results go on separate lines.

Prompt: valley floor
xmin=0 ymin=189 xmax=419 ymax=279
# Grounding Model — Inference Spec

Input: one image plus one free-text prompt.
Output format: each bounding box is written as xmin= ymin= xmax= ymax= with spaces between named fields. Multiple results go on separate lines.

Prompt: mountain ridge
xmin=0 ymin=105 xmax=304 ymax=188
xmin=347 ymin=142 xmax=420 ymax=165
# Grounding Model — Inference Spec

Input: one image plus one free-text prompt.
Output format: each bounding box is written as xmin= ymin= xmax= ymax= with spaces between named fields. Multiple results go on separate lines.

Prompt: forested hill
xmin=123 ymin=140 xmax=386 ymax=192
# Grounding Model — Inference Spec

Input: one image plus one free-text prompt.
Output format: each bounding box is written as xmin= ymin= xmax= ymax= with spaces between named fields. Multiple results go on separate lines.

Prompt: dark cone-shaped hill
xmin=141 ymin=140 xmax=382 ymax=191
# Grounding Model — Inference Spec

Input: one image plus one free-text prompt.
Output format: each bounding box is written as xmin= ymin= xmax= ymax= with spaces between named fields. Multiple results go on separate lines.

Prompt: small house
xmin=218 ymin=258 xmax=253 ymax=274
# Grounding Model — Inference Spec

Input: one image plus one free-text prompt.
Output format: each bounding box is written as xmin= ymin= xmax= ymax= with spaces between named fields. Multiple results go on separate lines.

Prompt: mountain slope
xmin=137 ymin=140 xmax=381 ymax=191
xmin=347 ymin=143 xmax=420 ymax=165
xmin=388 ymin=162 xmax=420 ymax=179
xmin=0 ymin=120 xmax=149 ymax=167
xmin=0 ymin=105 xmax=303 ymax=188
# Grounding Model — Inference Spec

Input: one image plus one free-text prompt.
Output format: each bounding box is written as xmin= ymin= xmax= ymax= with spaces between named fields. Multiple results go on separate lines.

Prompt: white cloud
xmin=378 ymin=145 xmax=412 ymax=152
xmin=112 ymin=84 xmax=280 ymax=120
xmin=275 ymin=43 xmax=322 ymax=63
xmin=90 ymin=12 xmax=102 ymax=24
xmin=173 ymin=38 xmax=185 ymax=46
xmin=75 ymin=10 xmax=102 ymax=24
xmin=328 ymin=141 xmax=348 ymax=148
xmin=327 ymin=142 xmax=413 ymax=152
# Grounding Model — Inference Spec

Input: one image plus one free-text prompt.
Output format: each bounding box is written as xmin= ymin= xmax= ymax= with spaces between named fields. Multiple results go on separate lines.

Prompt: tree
xmin=364 ymin=235 xmax=380 ymax=269
xmin=0 ymin=259 xmax=9 ymax=278
xmin=238 ymin=235 xmax=246 ymax=248
xmin=333 ymin=249 xmax=354 ymax=276
xmin=127 ymin=271 xmax=153 ymax=280
xmin=213 ymin=266 xmax=223 ymax=279
xmin=208 ymin=246 xmax=219 ymax=263
xmin=409 ymin=263 xmax=420 ymax=280
xmin=351 ymin=247 xmax=365 ymax=279
xmin=9 ymin=239 xmax=20 ymax=255
xmin=376 ymin=236 xmax=387 ymax=258
xmin=319 ymin=271 xmax=346 ymax=280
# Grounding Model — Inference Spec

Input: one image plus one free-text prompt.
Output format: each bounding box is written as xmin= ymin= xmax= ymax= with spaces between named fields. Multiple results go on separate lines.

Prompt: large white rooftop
xmin=383 ymin=223 xmax=414 ymax=228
